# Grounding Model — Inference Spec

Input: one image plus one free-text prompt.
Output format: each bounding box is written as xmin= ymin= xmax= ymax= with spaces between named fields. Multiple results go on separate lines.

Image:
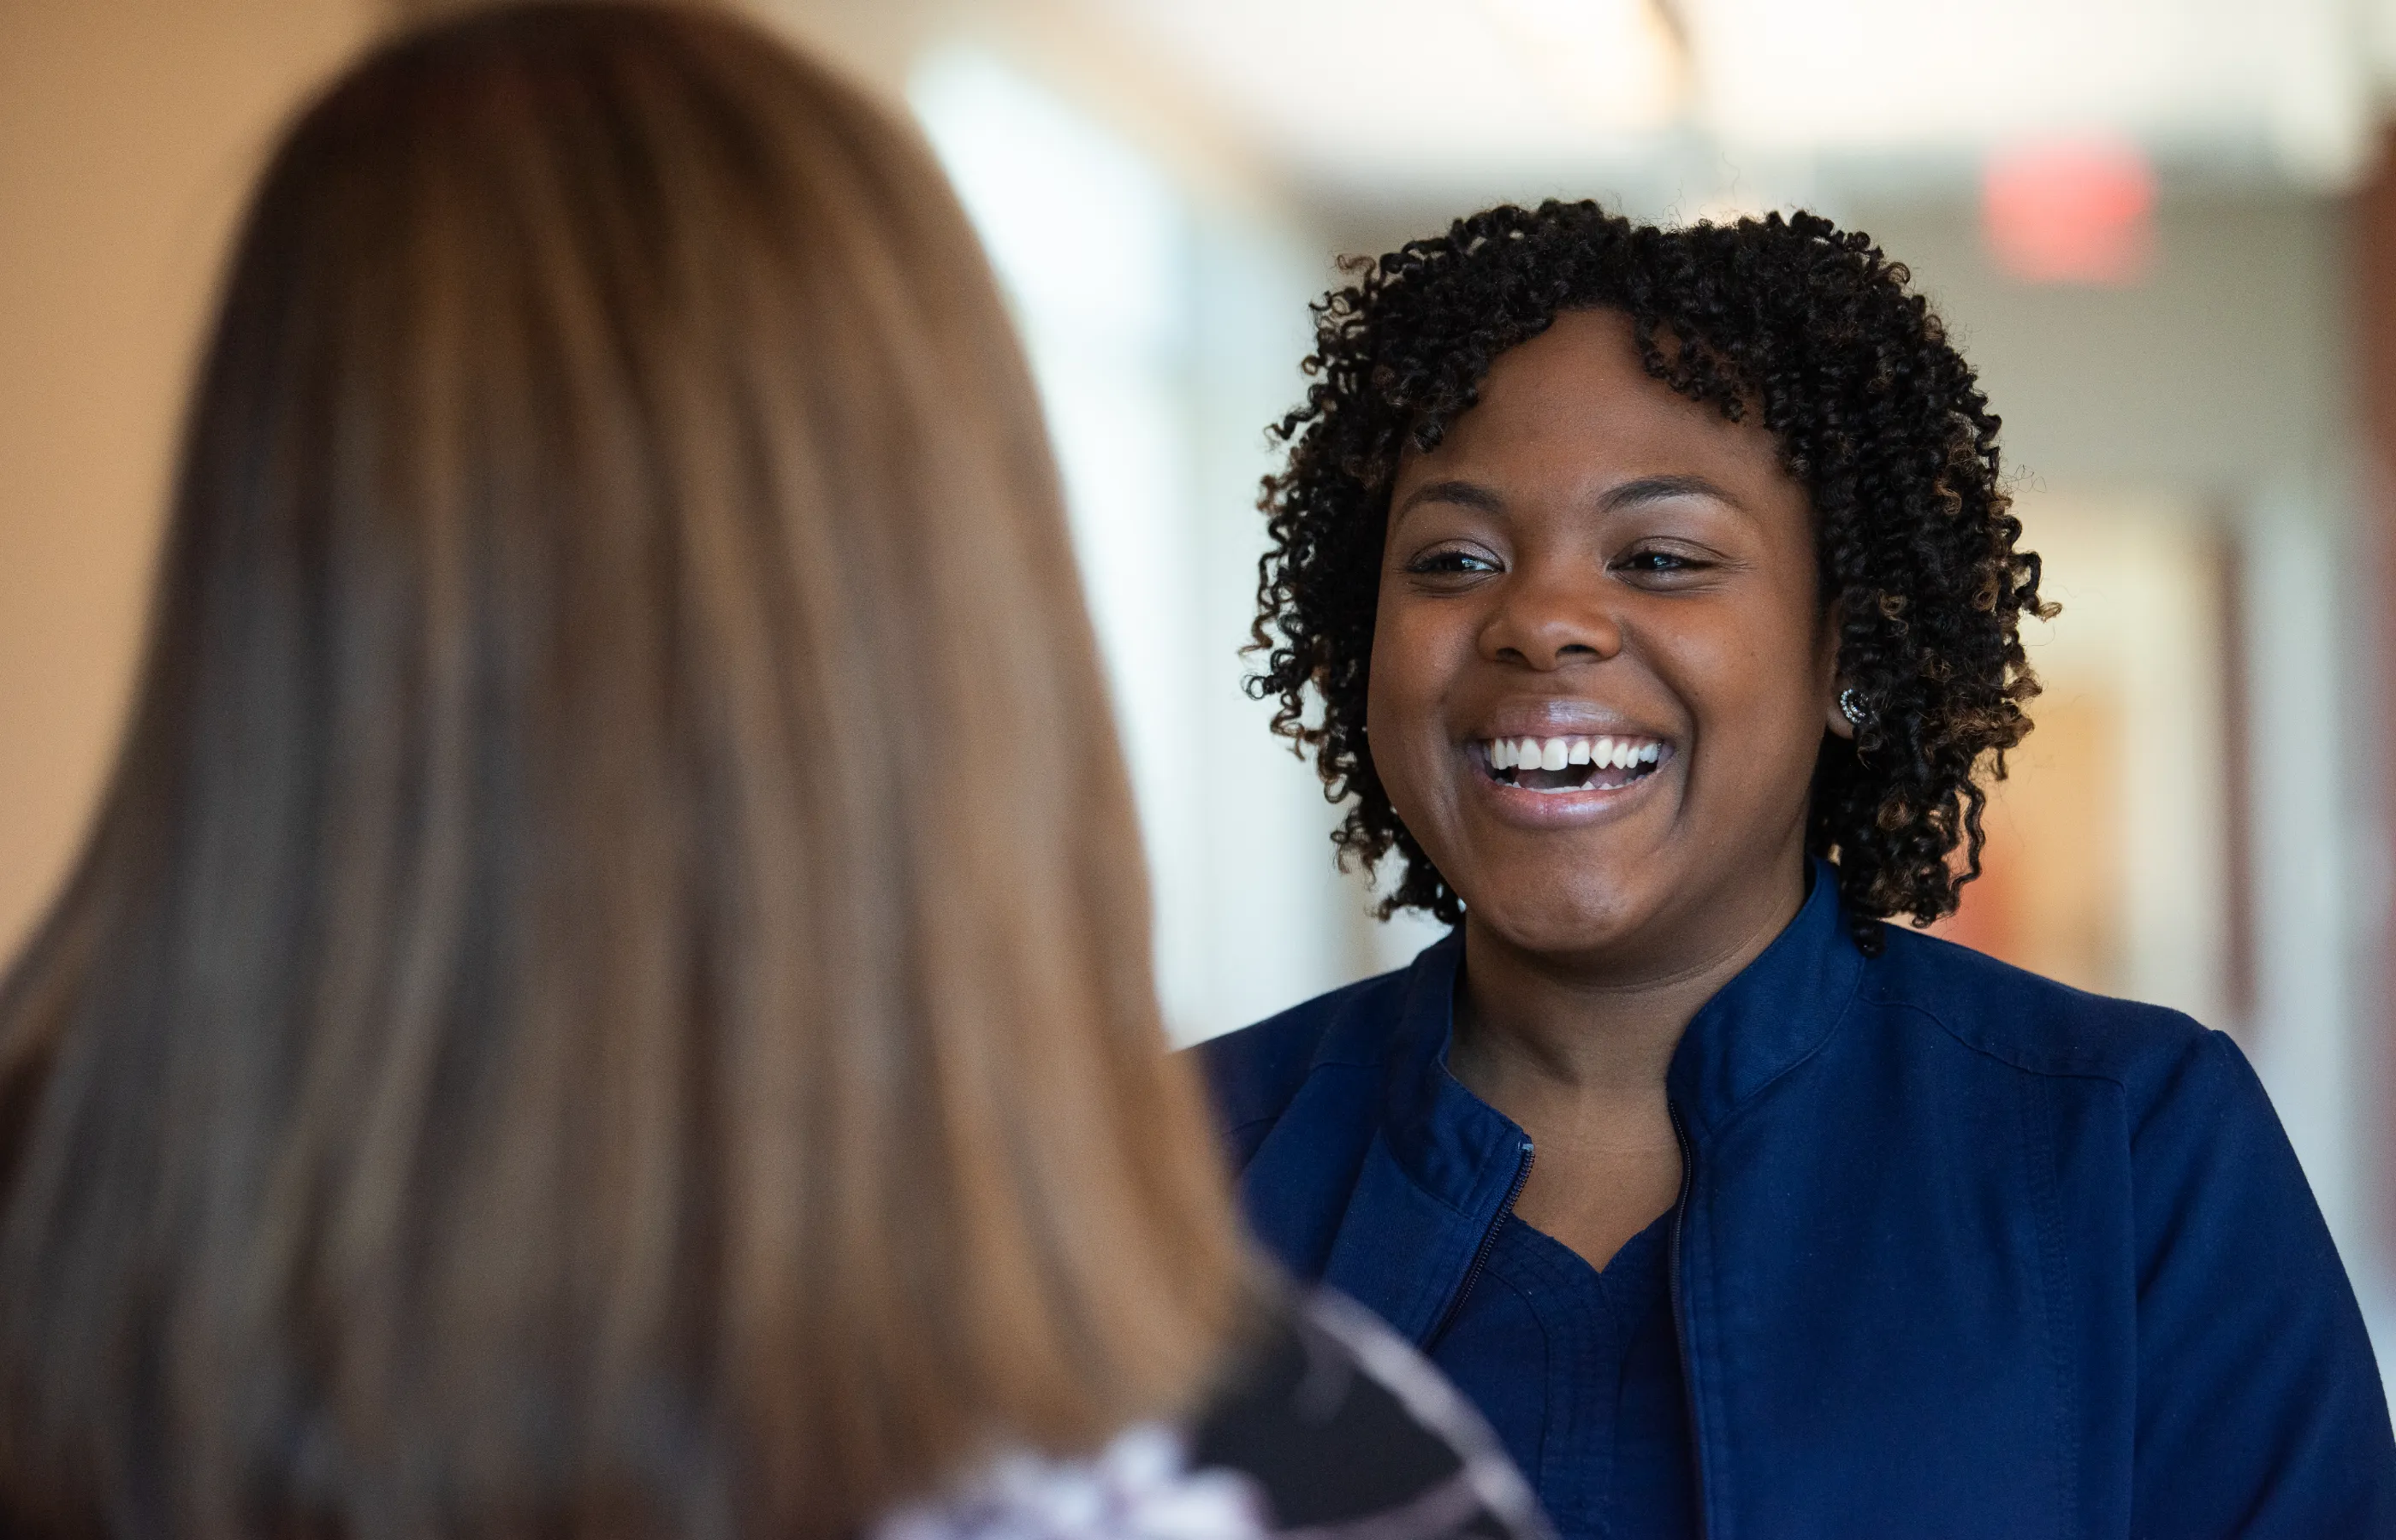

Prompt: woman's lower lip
xmin=1467 ymin=755 xmax=1669 ymax=826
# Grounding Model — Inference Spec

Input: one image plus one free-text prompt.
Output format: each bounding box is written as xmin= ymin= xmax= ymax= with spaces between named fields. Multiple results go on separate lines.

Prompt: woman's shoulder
xmin=1190 ymin=1288 xmax=1551 ymax=1538
xmin=1861 ymin=919 xmax=2226 ymax=1091
xmin=871 ymin=1288 xmax=1552 ymax=1540
xmin=1189 ymin=962 xmax=1425 ymax=1140
xmin=869 ymin=1425 xmax=1266 ymax=1540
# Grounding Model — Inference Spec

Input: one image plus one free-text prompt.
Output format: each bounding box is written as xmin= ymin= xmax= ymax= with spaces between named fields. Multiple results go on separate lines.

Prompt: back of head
xmin=0 ymin=6 xmax=1244 ymax=1536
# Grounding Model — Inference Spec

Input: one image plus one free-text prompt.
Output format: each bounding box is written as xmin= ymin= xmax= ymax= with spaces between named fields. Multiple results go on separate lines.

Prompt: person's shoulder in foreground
xmin=874 ymin=1287 xmax=1553 ymax=1540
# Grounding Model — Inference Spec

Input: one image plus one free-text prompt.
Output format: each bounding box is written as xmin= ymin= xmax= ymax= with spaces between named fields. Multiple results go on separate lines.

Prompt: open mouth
xmin=1481 ymin=734 xmax=1667 ymax=793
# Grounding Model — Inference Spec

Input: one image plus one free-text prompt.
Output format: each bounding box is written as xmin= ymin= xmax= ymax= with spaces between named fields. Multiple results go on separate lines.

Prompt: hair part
xmin=0 ymin=9 xmax=1245 ymax=1537
xmin=1249 ymin=200 xmax=2053 ymax=952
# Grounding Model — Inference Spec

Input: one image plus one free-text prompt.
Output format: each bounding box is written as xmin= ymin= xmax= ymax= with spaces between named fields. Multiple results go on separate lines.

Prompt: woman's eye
xmin=1406 ymin=548 xmax=1500 ymax=576
xmin=1614 ymin=548 xmax=1706 ymax=576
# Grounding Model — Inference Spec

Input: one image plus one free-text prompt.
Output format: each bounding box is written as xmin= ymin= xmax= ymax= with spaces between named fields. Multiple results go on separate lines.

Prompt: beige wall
xmin=0 ymin=0 xmax=381 ymax=959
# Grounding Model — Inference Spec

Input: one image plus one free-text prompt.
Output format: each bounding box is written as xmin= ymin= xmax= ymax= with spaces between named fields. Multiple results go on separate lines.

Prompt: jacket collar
xmin=1664 ymin=856 xmax=1865 ymax=1138
xmin=1373 ymin=856 xmax=1865 ymax=1212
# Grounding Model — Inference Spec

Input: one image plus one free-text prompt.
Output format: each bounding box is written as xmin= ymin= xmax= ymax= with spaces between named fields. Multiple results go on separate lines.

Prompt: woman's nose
xmin=1479 ymin=566 xmax=1625 ymax=670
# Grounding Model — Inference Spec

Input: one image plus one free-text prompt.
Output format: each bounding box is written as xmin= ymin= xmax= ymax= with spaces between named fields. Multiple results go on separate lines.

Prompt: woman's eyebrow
xmin=1393 ymin=472 xmax=1747 ymax=524
xmin=1600 ymin=472 xmax=1745 ymax=512
xmin=1393 ymin=478 xmax=1505 ymax=518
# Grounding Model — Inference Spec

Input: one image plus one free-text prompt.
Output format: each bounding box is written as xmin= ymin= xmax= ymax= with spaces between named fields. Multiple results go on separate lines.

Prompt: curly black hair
xmin=1248 ymin=202 xmax=2051 ymax=954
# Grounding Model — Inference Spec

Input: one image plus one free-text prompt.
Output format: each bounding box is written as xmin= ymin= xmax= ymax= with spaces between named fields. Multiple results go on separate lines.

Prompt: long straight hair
xmin=0 ymin=7 xmax=1247 ymax=1537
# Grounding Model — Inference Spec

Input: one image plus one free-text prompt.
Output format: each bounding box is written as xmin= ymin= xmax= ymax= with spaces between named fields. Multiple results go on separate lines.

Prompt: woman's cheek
xmin=1367 ymin=618 xmax=1444 ymax=777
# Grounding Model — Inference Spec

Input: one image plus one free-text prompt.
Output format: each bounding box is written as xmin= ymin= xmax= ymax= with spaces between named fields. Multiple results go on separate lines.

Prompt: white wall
xmin=913 ymin=50 xmax=1403 ymax=1043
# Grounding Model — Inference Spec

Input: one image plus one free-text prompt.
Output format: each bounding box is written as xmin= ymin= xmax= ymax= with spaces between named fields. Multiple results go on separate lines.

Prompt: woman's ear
xmin=1821 ymin=599 xmax=1854 ymax=740
xmin=1827 ymin=687 xmax=1858 ymax=741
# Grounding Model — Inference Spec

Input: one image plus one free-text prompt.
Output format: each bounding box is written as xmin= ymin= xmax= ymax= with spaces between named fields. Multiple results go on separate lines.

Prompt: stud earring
xmin=1839 ymin=687 xmax=1871 ymax=728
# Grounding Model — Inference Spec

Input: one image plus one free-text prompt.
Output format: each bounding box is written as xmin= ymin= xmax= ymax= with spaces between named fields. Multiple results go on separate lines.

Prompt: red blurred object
xmin=1981 ymin=138 xmax=2156 ymax=285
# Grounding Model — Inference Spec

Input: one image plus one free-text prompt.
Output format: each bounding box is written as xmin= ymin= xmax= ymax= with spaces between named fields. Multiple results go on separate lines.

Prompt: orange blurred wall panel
xmin=1930 ymin=689 xmax=2126 ymax=995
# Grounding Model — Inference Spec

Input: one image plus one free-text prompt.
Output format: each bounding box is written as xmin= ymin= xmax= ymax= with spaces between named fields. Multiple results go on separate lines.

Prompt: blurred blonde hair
xmin=0 ymin=6 xmax=1245 ymax=1537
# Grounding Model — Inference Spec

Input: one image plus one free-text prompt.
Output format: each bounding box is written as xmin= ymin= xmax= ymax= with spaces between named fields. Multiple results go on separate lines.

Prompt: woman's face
xmin=1368 ymin=308 xmax=1847 ymax=971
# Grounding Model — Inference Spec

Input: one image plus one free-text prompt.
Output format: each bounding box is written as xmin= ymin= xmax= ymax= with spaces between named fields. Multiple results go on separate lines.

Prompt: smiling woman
xmin=1257 ymin=215 xmax=2041 ymax=946
xmin=1195 ymin=202 xmax=2396 ymax=1538
xmin=1368 ymin=309 xmax=1841 ymax=979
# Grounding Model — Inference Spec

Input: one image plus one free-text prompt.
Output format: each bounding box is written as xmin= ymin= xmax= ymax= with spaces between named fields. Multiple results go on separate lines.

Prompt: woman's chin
xmin=1458 ymin=868 xmax=1669 ymax=962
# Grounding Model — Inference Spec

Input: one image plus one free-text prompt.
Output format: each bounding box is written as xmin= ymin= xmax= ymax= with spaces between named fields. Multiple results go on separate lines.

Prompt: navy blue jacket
xmin=1196 ymin=865 xmax=2396 ymax=1537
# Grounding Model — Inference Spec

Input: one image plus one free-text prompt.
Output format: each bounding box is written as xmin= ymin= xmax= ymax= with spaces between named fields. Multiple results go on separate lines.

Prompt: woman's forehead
xmin=1392 ymin=312 xmax=1789 ymax=499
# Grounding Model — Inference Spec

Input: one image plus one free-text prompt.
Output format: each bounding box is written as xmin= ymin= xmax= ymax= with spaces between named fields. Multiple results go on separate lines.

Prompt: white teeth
xmin=1484 ymin=735 xmax=1664 ymax=779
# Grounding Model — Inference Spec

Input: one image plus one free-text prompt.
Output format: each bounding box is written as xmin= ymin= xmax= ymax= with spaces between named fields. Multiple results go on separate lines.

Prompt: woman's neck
xmin=1443 ymin=862 xmax=1809 ymax=1272
xmin=1449 ymin=860 xmax=1808 ymax=1106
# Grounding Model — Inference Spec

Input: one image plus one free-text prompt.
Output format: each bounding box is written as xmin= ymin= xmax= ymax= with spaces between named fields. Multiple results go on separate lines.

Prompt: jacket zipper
xmin=1669 ymin=1099 xmax=1707 ymax=1537
xmin=1428 ymin=1137 xmax=1535 ymax=1348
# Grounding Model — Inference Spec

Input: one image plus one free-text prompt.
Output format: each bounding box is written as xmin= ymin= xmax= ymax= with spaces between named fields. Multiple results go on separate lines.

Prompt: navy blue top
xmin=1435 ymin=1205 xmax=1694 ymax=1539
xmin=1194 ymin=859 xmax=2396 ymax=1538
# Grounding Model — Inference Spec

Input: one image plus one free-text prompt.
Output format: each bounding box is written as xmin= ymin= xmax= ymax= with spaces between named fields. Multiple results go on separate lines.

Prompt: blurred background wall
xmin=9 ymin=0 xmax=2396 ymax=1377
